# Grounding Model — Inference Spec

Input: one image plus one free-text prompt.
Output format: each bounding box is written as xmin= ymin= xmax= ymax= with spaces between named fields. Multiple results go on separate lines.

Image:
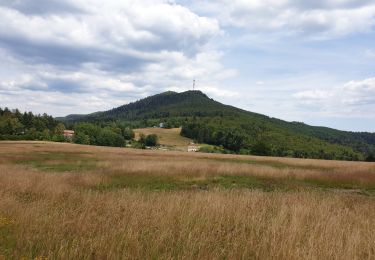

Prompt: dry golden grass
xmin=1 ymin=141 xmax=375 ymax=259
xmin=134 ymin=127 xmax=194 ymax=150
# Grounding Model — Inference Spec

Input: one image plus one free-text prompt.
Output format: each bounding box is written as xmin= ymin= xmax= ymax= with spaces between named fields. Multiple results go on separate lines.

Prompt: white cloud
xmin=187 ymin=0 xmax=375 ymax=39
xmin=293 ymin=77 xmax=375 ymax=117
xmin=293 ymin=90 xmax=331 ymax=100
xmin=0 ymin=1 xmax=220 ymax=60
xmin=0 ymin=0 xmax=239 ymax=116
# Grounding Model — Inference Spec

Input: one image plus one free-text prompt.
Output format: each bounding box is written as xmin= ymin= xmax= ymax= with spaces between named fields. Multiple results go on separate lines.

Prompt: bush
xmin=73 ymin=133 xmax=90 ymax=145
xmin=138 ymin=134 xmax=158 ymax=147
xmin=251 ymin=141 xmax=271 ymax=156
xmin=122 ymin=128 xmax=135 ymax=140
xmin=366 ymin=153 xmax=375 ymax=162
xmin=199 ymin=145 xmax=226 ymax=154
xmin=96 ymin=129 xmax=125 ymax=147
xmin=145 ymin=134 xmax=158 ymax=146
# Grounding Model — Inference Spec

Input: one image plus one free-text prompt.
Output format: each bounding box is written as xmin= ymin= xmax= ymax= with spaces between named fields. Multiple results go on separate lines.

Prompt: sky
xmin=0 ymin=0 xmax=375 ymax=132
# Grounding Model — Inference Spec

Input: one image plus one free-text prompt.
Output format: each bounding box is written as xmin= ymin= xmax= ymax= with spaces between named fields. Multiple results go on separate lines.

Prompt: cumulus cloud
xmin=186 ymin=0 xmax=375 ymax=39
xmin=0 ymin=0 xmax=82 ymax=15
xmin=0 ymin=0 xmax=239 ymax=116
xmin=0 ymin=1 xmax=220 ymax=65
xmin=293 ymin=77 xmax=375 ymax=117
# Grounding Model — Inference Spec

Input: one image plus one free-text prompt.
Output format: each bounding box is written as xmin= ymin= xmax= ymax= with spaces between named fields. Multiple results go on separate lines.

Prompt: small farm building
xmin=63 ymin=130 xmax=75 ymax=138
xmin=188 ymin=145 xmax=199 ymax=152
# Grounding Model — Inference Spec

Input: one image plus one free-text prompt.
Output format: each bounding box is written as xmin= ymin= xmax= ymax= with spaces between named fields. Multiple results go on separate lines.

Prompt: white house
xmin=188 ymin=145 xmax=199 ymax=152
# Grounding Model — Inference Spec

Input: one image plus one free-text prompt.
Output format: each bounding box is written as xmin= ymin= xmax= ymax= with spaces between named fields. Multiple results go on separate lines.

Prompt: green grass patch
xmin=96 ymin=174 xmax=179 ymax=191
xmin=0 ymin=215 xmax=17 ymax=259
xmin=92 ymin=173 xmax=375 ymax=195
xmin=302 ymin=178 xmax=375 ymax=192
xmin=208 ymin=157 xmax=332 ymax=171
xmin=92 ymin=174 xmax=304 ymax=192
xmin=15 ymin=151 xmax=97 ymax=172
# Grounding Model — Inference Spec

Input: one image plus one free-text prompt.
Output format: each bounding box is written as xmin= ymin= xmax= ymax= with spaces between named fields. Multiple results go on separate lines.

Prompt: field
xmin=134 ymin=127 xmax=195 ymax=150
xmin=1 ymin=141 xmax=375 ymax=259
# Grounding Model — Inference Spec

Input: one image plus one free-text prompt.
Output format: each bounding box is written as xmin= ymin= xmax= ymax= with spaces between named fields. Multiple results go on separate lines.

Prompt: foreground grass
xmin=15 ymin=151 xmax=97 ymax=172
xmin=94 ymin=173 xmax=375 ymax=195
xmin=1 ymin=141 xmax=375 ymax=259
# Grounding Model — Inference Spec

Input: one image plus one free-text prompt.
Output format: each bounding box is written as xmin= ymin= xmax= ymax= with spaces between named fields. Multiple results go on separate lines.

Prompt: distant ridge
xmin=58 ymin=90 xmax=375 ymax=160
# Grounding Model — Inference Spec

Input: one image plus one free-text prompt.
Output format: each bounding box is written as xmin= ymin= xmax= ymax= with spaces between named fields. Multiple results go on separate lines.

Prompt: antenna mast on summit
xmin=193 ymin=79 xmax=195 ymax=90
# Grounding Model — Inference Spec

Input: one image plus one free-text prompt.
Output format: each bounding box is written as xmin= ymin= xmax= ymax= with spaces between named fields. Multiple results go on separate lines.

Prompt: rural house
xmin=63 ymin=130 xmax=75 ymax=138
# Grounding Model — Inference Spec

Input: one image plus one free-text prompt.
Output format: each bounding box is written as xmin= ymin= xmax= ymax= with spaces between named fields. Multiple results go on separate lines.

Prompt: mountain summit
xmin=60 ymin=90 xmax=375 ymax=161
xmin=62 ymin=90 xmax=249 ymax=122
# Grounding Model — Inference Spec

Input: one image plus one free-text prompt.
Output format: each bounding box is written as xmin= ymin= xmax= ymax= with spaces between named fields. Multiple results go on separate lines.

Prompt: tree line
xmin=0 ymin=108 xmax=134 ymax=147
xmin=181 ymin=118 xmax=363 ymax=161
xmin=72 ymin=122 xmax=134 ymax=147
xmin=0 ymin=107 xmax=65 ymax=141
xmin=0 ymin=107 xmax=162 ymax=149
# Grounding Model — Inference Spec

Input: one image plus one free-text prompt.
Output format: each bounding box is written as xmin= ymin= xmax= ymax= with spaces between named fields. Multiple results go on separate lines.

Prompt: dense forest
xmin=180 ymin=119 xmax=362 ymax=161
xmin=59 ymin=90 xmax=375 ymax=161
xmin=0 ymin=108 xmax=135 ymax=148
xmin=72 ymin=122 xmax=134 ymax=147
xmin=0 ymin=107 xmax=65 ymax=141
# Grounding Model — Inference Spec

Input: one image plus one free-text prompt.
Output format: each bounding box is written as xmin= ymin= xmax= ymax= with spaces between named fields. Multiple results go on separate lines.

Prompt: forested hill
xmin=60 ymin=90 xmax=375 ymax=161
xmin=61 ymin=91 xmax=254 ymax=121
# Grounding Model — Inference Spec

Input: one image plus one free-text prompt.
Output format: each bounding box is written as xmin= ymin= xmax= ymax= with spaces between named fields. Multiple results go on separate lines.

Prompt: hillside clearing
xmin=134 ymin=127 xmax=195 ymax=150
xmin=1 ymin=141 xmax=375 ymax=259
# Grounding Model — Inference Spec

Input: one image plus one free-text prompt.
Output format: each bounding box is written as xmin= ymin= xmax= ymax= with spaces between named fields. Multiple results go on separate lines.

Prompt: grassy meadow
xmin=1 ymin=141 xmax=375 ymax=259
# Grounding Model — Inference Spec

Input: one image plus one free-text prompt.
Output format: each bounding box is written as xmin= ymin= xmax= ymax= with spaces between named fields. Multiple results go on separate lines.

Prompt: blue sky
xmin=0 ymin=0 xmax=375 ymax=131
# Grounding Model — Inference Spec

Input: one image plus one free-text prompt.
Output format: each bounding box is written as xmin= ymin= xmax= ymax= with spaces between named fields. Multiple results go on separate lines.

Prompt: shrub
xmin=145 ymin=134 xmax=158 ymax=146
